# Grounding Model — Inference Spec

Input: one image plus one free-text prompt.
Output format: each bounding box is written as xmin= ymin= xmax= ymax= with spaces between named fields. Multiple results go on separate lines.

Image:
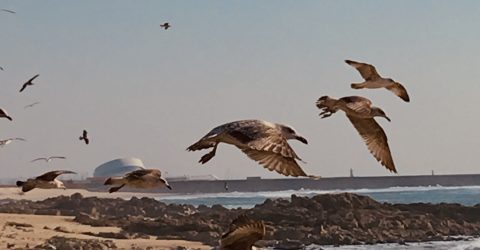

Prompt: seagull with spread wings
xmin=316 ymin=96 xmax=397 ymax=173
xmin=345 ymin=60 xmax=410 ymax=102
xmin=160 ymin=22 xmax=171 ymax=30
xmin=79 ymin=129 xmax=89 ymax=145
xmin=31 ymin=156 xmax=66 ymax=163
xmin=0 ymin=108 xmax=12 ymax=121
xmin=1 ymin=9 xmax=15 ymax=14
xmin=19 ymin=74 xmax=39 ymax=92
xmin=16 ymin=170 xmax=76 ymax=193
xmin=24 ymin=102 xmax=40 ymax=109
xmin=104 ymin=169 xmax=171 ymax=193
xmin=187 ymin=120 xmax=318 ymax=178
xmin=0 ymin=137 xmax=26 ymax=147
xmin=220 ymin=214 xmax=266 ymax=250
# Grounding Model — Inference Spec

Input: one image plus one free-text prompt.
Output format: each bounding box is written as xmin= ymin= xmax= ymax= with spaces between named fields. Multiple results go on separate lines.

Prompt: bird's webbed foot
xmin=199 ymin=145 xmax=217 ymax=164
xmin=319 ymin=108 xmax=335 ymax=118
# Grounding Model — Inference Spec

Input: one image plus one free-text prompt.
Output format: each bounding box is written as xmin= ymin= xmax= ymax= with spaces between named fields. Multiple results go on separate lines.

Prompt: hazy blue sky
xmin=1 ymin=1 xmax=480 ymax=179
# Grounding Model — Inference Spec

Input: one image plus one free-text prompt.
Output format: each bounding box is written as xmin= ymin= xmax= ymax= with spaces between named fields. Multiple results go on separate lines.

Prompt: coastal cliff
xmin=1 ymin=192 xmax=480 ymax=248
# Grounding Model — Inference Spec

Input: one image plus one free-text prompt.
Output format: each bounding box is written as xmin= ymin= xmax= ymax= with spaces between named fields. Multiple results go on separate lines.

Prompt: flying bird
xmin=160 ymin=22 xmax=171 ymax=30
xmin=0 ymin=66 xmax=4 ymax=71
xmin=345 ymin=60 xmax=410 ymax=102
xmin=104 ymin=168 xmax=171 ymax=193
xmin=79 ymin=130 xmax=89 ymax=145
xmin=220 ymin=214 xmax=266 ymax=250
xmin=316 ymin=96 xmax=397 ymax=173
xmin=187 ymin=120 xmax=318 ymax=178
xmin=0 ymin=137 xmax=26 ymax=147
xmin=1 ymin=9 xmax=15 ymax=14
xmin=0 ymin=108 xmax=12 ymax=121
xmin=16 ymin=170 xmax=76 ymax=193
xmin=24 ymin=102 xmax=40 ymax=109
xmin=19 ymin=74 xmax=39 ymax=92
xmin=31 ymin=156 xmax=66 ymax=163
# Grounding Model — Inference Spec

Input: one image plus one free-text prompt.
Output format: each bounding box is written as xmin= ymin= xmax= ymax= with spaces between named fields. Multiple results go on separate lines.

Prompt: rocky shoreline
xmin=1 ymin=192 xmax=480 ymax=248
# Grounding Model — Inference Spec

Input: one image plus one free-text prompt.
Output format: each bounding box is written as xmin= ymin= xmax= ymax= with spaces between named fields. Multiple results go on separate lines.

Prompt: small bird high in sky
xmin=316 ymin=96 xmax=397 ymax=173
xmin=160 ymin=22 xmax=171 ymax=30
xmin=79 ymin=129 xmax=89 ymax=145
xmin=16 ymin=170 xmax=76 ymax=193
xmin=104 ymin=168 xmax=171 ymax=193
xmin=24 ymin=102 xmax=40 ymax=109
xmin=345 ymin=60 xmax=410 ymax=102
xmin=220 ymin=214 xmax=266 ymax=250
xmin=31 ymin=156 xmax=67 ymax=163
xmin=1 ymin=9 xmax=15 ymax=14
xmin=0 ymin=66 xmax=4 ymax=71
xmin=0 ymin=137 xmax=26 ymax=147
xmin=187 ymin=120 xmax=318 ymax=178
xmin=0 ymin=108 xmax=12 ymax=121
xmin=19 ymin=74 xmax=39 ymax=93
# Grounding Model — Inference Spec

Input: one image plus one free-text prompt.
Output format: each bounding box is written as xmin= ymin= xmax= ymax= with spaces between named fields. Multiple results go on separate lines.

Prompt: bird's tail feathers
xmin=186 ymin=140 xmax=216 ymax=151
xmin=16 ymin=181 xmax=24 ymax=187
xmin=104 ymin=177 xmax=126 ymax=186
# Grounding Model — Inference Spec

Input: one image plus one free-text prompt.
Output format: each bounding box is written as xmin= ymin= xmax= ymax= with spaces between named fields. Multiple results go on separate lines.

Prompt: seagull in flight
xmin=0 ymin=66 xmax=4 ymax=71
xmin=31 ymin=156 xmax=66 ymax=163
xmin=316 ymin=95 xmax=397 ymax=173
xmin=345 ymin=60 xmax=410 ymax=102
xmin=16 ymin=170 xmax=76 ymax=193
xmin=104 ymin=169 xmax=171 ymax=193
xmin=0 ymin=138 xmax=26 ymax=147
xmin=220 ymin=214 xmax=266 ymax=250
xmin=160 ymin=22 xmax=171 ymax=30
xmin=1 ymin=9 xmax=15 ymax=14
xmin=20 ymin=74 xmax=39 ymax=93
xmin=0 ymin=108 xmax=12 ymax=121
xmin=79 ymin=129 xmax=89 ymax=145
xmin=24 ymin=102 xmax=40 ymax=109
xmin=187 ymin=120 xmax=318 ymax=178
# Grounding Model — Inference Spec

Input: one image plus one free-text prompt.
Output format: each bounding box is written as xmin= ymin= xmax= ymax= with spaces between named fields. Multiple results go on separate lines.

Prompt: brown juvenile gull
xmin=104 ymin=168 xmax=171 ymax=193
xmin=1 ymin=9 xmax=15 ymax=14
xmin=31 ymin=156 xmax=66 ymax=163
xmin=160 ymin=22 xmax=171 ymax=30
xmin=316 ymin=96 xmax=397 ymax=173
xmin=24 ymin=101 xmax=40 ymax=109
xmin=220 ymin=214 xmax=266 ymax=250
xmin=0 ymin=108 xmax=12 ymax=121
xmin=345 ymin=60 xmax=410 ymax=102
xmin=0 ymin=137 xmax=26 ymax=147
xmin=19 ymin=74 xmax=39 ymax=92
xmin=187 ymin=120 xmax=318 ymax=178
xmin=16 ymin=170 xmax=76 ymax=193
xmin=79 ymin=129 xmax=89 ymax=145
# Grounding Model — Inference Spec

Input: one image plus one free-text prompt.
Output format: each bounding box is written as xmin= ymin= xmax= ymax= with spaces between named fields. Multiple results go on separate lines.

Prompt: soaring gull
xmin=316 ymin=96 xmax=397 ymax=173
xmin=1 ymin=9 xmax=15 ymax=14
xmin=220 ymin=214 xmax=266 ymax=250
xmin=187 ymin=120 xmax=318 ymax=178
xmin=104 ymin=168 xmax=171 ymax=193
xmin=160 ymin=22 xmax=171 ymax=30
xmin=31 ymin=156 xmax=66 ymax=163
xmin=0 ymin=137 xmax=26 ymax=147
xmin=79 ymin=129 xmax=89 ymax=145
xmin=345 ymin=60 xmax=410 ymax=102
xmin=19 ymin=74 xmax=39 ymax=92
xmin=0 ymin=108 xmax=12 ymax=121
xmin=24 ymin=102 xmax=40 ymax=109
xmin=16 ymin=170 xmax=76 ymax=193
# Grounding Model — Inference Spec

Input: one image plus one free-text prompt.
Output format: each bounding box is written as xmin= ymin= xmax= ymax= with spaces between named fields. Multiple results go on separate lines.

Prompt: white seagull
xmin=187 ymin=120 xmax=318 ymax=178
xmin=16 ymin=170 xmax=76 ymax=193
xmin=0 ymin=137 xmax=26 ymax=147
xmin=316 ymin=96 xmax=397 ymax=173
xmin=345 ymin=60 xmax=410 ymax=102
xmin=31 ymin=156 xmax=67 ymax=163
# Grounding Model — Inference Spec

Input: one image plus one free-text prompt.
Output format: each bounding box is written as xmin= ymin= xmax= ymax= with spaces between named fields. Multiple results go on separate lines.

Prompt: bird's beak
xmin=385 ymin=116 xmax=391 ymax=122
xmin=296 ymin=136 xmax=308 ymax=144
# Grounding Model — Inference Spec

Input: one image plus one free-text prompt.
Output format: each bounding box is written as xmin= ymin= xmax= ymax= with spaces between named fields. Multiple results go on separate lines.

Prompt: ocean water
xmin=158 ymin=186 xmax=480 ymax=250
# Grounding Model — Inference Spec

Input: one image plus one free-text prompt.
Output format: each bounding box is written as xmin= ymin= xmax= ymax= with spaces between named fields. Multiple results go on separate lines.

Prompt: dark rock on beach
xmin=1 ymin=192 xmax=480 ymax=247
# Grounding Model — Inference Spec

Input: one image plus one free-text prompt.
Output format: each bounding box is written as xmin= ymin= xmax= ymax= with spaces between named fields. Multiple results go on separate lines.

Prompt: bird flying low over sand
xmin=16 ymin=170 xmax=76 ymax=193
xmin=0 ymin=108 xmax=12 ymax=121
xmin=160 ymin=22 xmax=171 ymax=30
xmin=345 ymin=60 xmax=410 ymax=102
xmin=19 ymin=74 xmax=39 ymax=92
xmin=0 ymin=137 xmax=26 ymax=147
xmin=220 ymin=214 xmax=266 ymax=250
xmin=104 ymin=168 xmax=171 ymax=193
xmin=316 ymin=96 xmax=397 ymax=173
xmin=187 ymin=120 xmax=318 ymax=178
xmin=31 ymin=156 xmax=66 ymax=163
xmin=79 ymin=129 xmax=89 ymax=145
xmin=1 ymin=9 xmax=15 ymax=14
xmin=24 ymin=102 xmax=40 ymax=109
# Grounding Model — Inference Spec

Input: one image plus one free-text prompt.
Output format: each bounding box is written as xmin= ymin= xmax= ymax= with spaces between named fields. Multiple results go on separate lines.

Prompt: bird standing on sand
xmin=160 ymin=22 xmax=171 ymax=30
xmin=16 ymin=170 xmax=76 ymax=193
xmin=220 ymin=214 xmax=266 ymax=250
xmin=0 ymin=108 xmax=12 ymax=121
xmin=104 ymin=169 xmax=171 ymax=193
xmin=316 ymin=96 xmax=397 ymax=173
xmin=345 ymin=60 xmax=410 ymax=102
xmin=24 ymin=102 xmax=40 ymax=109
xmin=0 ymin=137 xmax=26 ymax=147
xmin=19 ymin=74 xmax=39 ymax=92
xmin=79 ymin=130 xmax=89 ymax=145
xmin=1 ymin=9 xmax=15 ymax=14
xmin=31 ymin=156 xmax=66 ymax=163
xmin=187 ymin=120 xmax=318 ymax=178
